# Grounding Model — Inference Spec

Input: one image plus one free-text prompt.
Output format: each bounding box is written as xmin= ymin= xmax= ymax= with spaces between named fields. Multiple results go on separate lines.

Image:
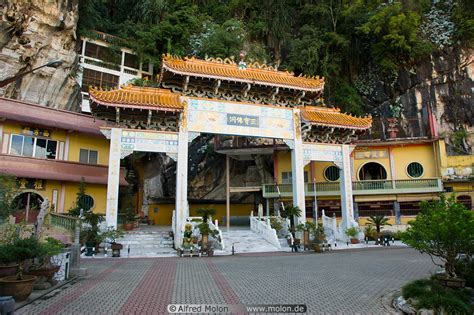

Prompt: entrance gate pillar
xmin=175 ymin=117 xmax=189 ymax=247
xmin=105 ymin=128 xmax=122 ymax=228
xmin=338 ymin=144 xmax=355 ymax=229
xmin=291 ymin=109 xmax=306 ymax=223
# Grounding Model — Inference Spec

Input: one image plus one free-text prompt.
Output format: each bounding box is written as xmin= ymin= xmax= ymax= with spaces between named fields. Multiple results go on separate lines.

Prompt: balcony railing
xmin=262 ymin=178 xmax=443 ymax=198
xmin=49 ymin=213 xmax=80 ymax=231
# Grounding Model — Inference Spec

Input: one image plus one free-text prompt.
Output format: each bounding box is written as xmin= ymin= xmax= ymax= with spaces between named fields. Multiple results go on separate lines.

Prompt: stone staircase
xmin=116 ymin=228 xmax=176 ymax=257
xmin=217 ymin=229 xmax=290 ymax=255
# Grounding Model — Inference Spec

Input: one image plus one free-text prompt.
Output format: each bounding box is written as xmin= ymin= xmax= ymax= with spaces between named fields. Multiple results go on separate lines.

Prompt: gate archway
xmin=12 ymin=191 xmax=44 ymax=223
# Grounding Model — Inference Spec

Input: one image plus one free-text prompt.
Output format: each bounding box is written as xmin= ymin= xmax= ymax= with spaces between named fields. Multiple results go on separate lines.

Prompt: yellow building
xmin=0 ymin=97 xmax=126 ymax=222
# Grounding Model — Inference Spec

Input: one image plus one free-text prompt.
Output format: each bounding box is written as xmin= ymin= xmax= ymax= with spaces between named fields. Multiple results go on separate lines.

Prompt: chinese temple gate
xmin=89 ymin=55 xmax=372 ymax=246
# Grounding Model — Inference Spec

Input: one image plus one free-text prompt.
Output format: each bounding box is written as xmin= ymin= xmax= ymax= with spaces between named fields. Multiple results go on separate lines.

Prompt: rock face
xmin=135 ymin=136 xmax=274 ymax=204
xmin=0 ymin=0 xmax=80 ymax=110
xmin=368 ymin=47 xmax=473 ymax=153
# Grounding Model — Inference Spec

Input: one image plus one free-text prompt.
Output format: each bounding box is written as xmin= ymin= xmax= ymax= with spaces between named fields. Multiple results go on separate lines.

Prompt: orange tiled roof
xmin=162 ymin=55 xmax=324 ymax=92
xmin=301 ymin=106 xmax=372 ymax=130
xmin=89 ymin=85 xmax=183 ymax=111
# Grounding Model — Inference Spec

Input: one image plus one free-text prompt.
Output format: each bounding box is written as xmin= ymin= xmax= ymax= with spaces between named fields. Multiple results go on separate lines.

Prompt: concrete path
xmin=17 ymin=248 xmax=436 ymax=314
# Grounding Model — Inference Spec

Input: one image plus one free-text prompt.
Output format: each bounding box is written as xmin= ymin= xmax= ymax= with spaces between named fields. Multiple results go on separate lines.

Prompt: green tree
xmin=366 ymin=214 xmax=391 ymax=233
xmin=402 ymin=196 xmax=474 ymax=278
xmin=68 ymin=179 xmax=91 ymax=216
xmin=0 ymin=173 xmax=18 ymax=220
xmin=281 ymin=204 xmax=302 ymax=236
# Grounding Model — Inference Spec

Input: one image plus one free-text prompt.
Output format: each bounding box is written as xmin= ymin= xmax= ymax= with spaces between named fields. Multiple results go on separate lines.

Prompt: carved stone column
xmin=105 ymin=128 xmax=122 ymax=228
xmin=291 ymin=109 xmax=306 ymax=223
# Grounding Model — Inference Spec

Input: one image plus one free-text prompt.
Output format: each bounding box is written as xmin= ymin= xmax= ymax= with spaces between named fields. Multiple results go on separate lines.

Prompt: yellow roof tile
xmin=89 ymin=85 xmax=183 ymax=111
xmin=301 ymin=106 xmax=372 ymax=130
xmin=162 ymin=55 xmax=324 ymax=92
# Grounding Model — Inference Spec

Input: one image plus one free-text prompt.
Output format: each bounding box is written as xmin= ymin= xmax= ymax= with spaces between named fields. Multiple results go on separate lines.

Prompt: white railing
xmin=250 ymin=212 xmax=281 ymax=249
xmin=209 ymin=219 xmax=225 ymax=250
xmin=172 ymin=210 xmax=176 ymax=236
xmin=321 ymin=210 xmax=345 ymax=242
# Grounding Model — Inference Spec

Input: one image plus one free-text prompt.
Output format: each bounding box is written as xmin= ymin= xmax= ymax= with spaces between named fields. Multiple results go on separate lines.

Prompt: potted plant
xmin=197 ymin=222 xmax=218 ymax=255
xmin=296 ymin=221 xmax=316 ymax=250
xmin=25 ymin=237 xmax=64 ymax=282
xmin=80 ymin=211 xmax=104 ymax=255
xmin=281 ymin=204 xmax=302 ymax=249
xmin=101 ymin=228 xmax=125 ymax=257
xmin=311 ymin=223 xmax=326 ymax=253
xmin=366 ymin=215 xmax=391 ymax=244
xmin=122 ymin=207 xmax=138 ymax=231
xmin=345 ymin=226 xmax=360 ymax=244
xmin=0 ymin=237 xmax=42 ymax=301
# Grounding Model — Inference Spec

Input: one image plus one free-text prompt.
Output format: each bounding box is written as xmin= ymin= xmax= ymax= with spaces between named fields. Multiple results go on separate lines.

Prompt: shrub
xmin=269 ymin=217 xmax=284 ymax=231
xmin=402 ymin=277 xmax=472 ymax=314
xmin=345 ymin=226 xmax=359 ymax=238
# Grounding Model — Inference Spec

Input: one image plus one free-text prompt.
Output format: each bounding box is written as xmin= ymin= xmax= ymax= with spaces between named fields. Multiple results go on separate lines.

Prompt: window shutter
xmin=2 ymin=134 xmax=9 ymax=154
xmin=58 ymin=141 xmax=65 ymax=160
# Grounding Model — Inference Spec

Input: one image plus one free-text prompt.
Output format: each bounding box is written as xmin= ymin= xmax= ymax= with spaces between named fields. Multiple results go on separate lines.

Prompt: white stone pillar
xmin=174 ymin=118 xmax=189 ymax=247
xmin=339 ymin=144 xmax=354 ymax=229
xmin=105 ymin=128 xmax=122 ymax=229
xmin=291 ymin=109 xmax=306 ymax=224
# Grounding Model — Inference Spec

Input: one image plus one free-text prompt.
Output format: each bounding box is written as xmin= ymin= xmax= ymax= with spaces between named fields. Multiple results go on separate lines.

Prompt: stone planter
xmin=111 ymin=243 xmax=123 ymax=257
xmin=0 ymin=275 xmax=37 ymax=302
xmin=0 ymin=264 xmax=18 ymax=278
xmin=350 ymin=238 xmax=360 ymax=244
xmin=25 ymin=265 xmax=60 ymax=282
xmin=436 ymin=276 xmax=466 ymax=288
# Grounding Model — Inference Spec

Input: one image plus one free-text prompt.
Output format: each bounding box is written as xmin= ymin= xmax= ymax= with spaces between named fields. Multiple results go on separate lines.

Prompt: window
xmin=359 ymin=162 xmax=387 ymax=180
xmin=78 ymin=194 xmax=94 ymax=211
xmin=81 ymin=68 xmax=119 ymax=92
xmin=282 ymin=171 xmax=308 ymax=184
xmin=84 ymin=42 xmax=119 ymax=63
xmin=80 ymin=149 xmax=98 ymax=164
xmin=124 ymin=53 xmax=139 ymax=69
xmin=9 ymin=135 xmax=57 ymax=159
xmin=407 ymin=162 xmax=424 ymax=178
xmin=324 ymin=166 xmax=340 ymax=182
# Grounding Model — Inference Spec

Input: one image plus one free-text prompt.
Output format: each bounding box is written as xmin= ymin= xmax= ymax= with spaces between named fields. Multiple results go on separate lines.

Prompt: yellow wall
xmin=391 ymin=144 xmax=436 ymax=179
xmin=276 ymin=151 xmax=311 ymax=183
xmin=313 ymin=161 xmax=338 ymax=182
xmin=11 ymin=180 xmax=107 ymax=214
xmin=2 ymin=122 xmax=67 ymax=143
xmin=67 ymin=133 xmax=110 ymax=165
xmin=63 ymin=182 xmax=108 ymax=214
xmin=147 ymin=203 xmax=255 ymax=225
xmin=353 ymin=147 xmax=392 ymax=180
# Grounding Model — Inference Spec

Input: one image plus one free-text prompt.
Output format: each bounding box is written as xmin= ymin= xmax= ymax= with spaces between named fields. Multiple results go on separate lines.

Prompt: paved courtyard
xmin=18 ymin=248 xmax=436 ymax=314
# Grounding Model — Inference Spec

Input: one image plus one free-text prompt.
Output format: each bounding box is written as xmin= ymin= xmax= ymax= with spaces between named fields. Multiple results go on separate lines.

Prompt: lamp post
xmin=0 ymin=59 xmax=63 ymax=88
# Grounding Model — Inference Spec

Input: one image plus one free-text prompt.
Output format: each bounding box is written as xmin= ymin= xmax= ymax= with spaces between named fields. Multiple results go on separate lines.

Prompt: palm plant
xmin=366 ymin=215 xmax=391 ymax=233
xmin=281 ymin=204 xmax=302 ymax=236
xmin=196 ymin=208 xmax=216 ymax=223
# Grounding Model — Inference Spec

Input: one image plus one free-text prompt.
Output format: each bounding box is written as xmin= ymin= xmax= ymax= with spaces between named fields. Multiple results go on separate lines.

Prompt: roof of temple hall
xmin=301 ymin=106 xmax=372 ymax=130
xmin=89 ymin=85 xmax=184 ymax=111
xmin=161 ymin=54 xmax=324 ymax=92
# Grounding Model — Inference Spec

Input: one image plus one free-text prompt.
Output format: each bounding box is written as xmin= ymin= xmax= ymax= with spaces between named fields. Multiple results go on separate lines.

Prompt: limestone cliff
xmin=0 ymin=0 xmax=80 ymax=110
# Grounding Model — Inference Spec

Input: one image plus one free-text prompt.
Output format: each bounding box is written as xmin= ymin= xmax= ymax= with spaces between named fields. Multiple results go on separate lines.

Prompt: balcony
xmin=262 ymin=178 xmax=443 ymax=198
xmin=0 ymin=154 xmax=127 ymax=185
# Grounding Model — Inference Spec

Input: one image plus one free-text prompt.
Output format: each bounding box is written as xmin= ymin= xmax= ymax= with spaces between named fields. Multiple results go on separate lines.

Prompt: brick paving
xmin=17 ymin=248 xmax=436 ymax=314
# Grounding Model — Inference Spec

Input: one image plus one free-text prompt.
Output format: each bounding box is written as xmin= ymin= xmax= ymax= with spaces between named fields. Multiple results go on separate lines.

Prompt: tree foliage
xmin=77 ymin=0 xmax=472 ymax=114
xmin=0 ymin=173 xmax=18 ymax=220
xmin=402 ymin=196 xmax=474 ymax=278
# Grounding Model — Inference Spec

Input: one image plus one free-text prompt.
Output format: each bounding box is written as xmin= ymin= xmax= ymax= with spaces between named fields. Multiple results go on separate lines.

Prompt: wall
xmin=391 ymin=144 xmax=436 ymax=179
xmin=147 ymin=203 xmax=255 ymax=226
xmin=275 ymin=151 xmax=311 ymax=183
xmin=353 ymin=146 xmax=392 ymax=180
xmin=67 ymin=133 xmax=110 ymax=165
xmin=63 ymin=182 xmax=108 ymax=214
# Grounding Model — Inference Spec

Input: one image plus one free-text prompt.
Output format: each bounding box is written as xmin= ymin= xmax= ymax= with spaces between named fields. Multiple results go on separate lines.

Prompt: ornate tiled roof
xmin=301 ymin=106 xmax=372 ymax=130
xmin=89 ymin=85 xmax=183 ymax=111
xmin=162 ymin=55 xmax=324 ymax=92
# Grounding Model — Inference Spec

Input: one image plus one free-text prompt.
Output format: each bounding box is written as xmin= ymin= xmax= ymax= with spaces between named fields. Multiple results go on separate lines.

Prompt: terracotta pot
xmin=111 ymin=243 xmax=123 ymax=257
xmin=0 ymin=265 xmax=19 ymax=277
xmin=25 ymin=265 xmax=60 ymax=281
xmin=350 ymin=238 xmax=360 ymax=244
xmin=0 ymin=275 xmax=37 ymax=302
xmin=123 ymin=222 xmax=134 ymax=231
xmin=201 ymin=234 xmax=209 ymax=249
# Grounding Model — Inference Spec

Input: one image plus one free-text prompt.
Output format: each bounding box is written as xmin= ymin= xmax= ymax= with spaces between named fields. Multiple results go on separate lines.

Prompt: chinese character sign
xmin=187 ymin=99 xmax=294 ymax=139
xmin=227 ymin=114 xmax=259 ymax=128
